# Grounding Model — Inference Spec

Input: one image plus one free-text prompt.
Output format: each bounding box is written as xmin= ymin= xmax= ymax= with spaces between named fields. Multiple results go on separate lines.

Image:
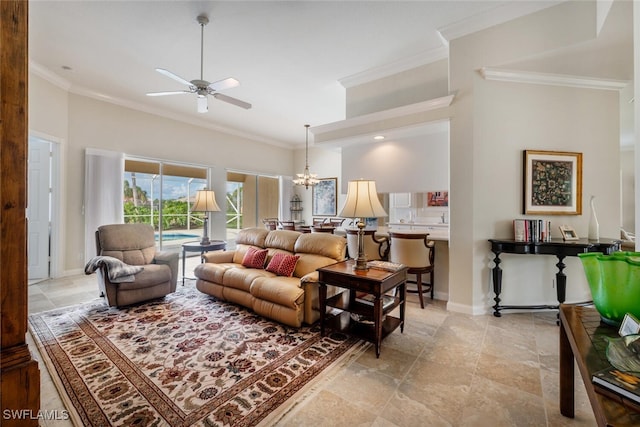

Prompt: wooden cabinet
xmin=0 ymin=2 xmax=41 ymax=424
xmin=290 ymin=194 xmax=303 ymax=222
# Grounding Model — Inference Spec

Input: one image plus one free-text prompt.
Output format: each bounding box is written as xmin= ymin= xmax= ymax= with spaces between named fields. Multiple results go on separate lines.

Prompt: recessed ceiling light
xmin=373 ymin=135 xmax=385 ymax=141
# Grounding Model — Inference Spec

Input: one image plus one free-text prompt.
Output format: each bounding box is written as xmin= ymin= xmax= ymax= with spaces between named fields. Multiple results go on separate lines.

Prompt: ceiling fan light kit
xmin=146 ymin=13 xmax=251 ymax=113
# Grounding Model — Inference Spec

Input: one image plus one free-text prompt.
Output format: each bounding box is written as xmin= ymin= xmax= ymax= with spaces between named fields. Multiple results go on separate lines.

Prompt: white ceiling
xmin=30 ymin=0 xmax=625 ymax=149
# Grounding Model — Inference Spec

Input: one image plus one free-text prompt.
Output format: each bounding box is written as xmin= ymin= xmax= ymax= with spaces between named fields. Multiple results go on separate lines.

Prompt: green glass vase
xmin=578 ymin=252 xmax=640 ymax=326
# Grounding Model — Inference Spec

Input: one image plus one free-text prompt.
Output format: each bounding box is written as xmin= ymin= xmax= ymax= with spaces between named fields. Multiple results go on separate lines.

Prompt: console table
xmin=317 ymin=260 xmax=408 ymax=358
xmin=488 ymin=238 xmax=620 ymax=317
xmin=559 ymin=304 xmax=640 ymax=425
xmin=181 ymin=240 xmax=226 ymax=285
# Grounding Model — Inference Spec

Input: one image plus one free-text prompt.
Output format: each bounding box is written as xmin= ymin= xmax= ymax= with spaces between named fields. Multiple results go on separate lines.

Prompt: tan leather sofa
xmin=194 ymin=227 xmax=347 ymax=327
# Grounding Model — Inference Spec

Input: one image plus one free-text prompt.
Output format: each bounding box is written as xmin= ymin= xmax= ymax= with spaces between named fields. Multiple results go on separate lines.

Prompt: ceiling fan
xmin=146 ymin=14 xmax=251 ymax=113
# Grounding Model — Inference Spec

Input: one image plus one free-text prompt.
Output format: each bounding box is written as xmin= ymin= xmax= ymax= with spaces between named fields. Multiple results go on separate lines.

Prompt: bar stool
xmin=388 ymin=231 xmax=435 ymax=309
xmin=346 ymin=229 xmax=389 ymax=261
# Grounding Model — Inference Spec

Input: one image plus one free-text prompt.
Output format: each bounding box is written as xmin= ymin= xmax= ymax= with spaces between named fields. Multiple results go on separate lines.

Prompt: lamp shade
xmin=192 ymin=189 xmax=221 ymax=212
xmin=338 ymin=180 xmax=387 ymax=218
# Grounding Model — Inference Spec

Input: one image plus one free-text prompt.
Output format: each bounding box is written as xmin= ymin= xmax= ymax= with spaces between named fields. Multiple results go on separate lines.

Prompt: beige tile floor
xmin=28 ymin=256 xmax=597 ymax=426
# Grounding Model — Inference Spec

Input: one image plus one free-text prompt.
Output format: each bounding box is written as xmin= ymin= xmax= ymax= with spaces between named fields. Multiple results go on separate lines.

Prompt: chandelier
xmin=293 ymin=124 xmax=319 ymax=189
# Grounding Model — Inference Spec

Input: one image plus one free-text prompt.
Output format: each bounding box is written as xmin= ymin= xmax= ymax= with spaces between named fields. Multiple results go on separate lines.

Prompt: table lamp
xmin=338 ymin=180 xmax=388 ymax=270
xmin=191 ymin=189 xmax=221 ymax=245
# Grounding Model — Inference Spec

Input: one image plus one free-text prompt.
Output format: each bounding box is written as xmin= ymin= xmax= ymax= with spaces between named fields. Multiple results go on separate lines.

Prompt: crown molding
xmin=438 ymin=1 xmax=561 ymax=42
xmin=311 ymin=95 xmax=453 ymax=147
xmin=338 ymin=46 xmax=449 ymax=89
xmin=29 ymin=61 xmax=72 ymax=91
xmin=29 ymin=62 xmax=290 ymax=149
xmin=70 ymin=86 xmax=290 ymax=148
xmin=312 ymin=95 xmax=453 ymax=135
xmin=339 ymin=1 xmax=565 ymax=88
xmin=479 ymin=67 xmax=630 ymax=91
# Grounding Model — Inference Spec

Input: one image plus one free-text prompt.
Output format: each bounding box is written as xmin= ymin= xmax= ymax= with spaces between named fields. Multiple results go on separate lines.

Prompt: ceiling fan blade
xmin=208 ymin=77 xmax=240 ymax=92
xmin=155 ymin=68 xmax=194 ymax=87
xmin=197 ymin=95 xmax=208 ymax=113
xmin=212 ymin=93 xmax=252 ymax=110
xmin=146 ymin=90 xmax=191 ymax=97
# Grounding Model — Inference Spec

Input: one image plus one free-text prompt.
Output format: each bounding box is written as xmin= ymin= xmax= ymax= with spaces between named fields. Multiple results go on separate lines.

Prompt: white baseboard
xmin=60 ymin=268 xmax=84 ymax=278
xmin=445 ymin=301 xmax=489 ymax=316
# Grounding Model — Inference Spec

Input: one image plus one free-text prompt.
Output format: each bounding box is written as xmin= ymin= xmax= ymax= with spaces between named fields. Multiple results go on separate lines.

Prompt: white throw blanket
xmin=84 ymin=256 xmax=144 ymax=283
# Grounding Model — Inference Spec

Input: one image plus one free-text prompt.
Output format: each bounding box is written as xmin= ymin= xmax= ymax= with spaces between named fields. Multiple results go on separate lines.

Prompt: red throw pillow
xmin=241 ymin=247 xmax=268 ymax=269
xmin=266 ymin=253 xmax=300 ymax=277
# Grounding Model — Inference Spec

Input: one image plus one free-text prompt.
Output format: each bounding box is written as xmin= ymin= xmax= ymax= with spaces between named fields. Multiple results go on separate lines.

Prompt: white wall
xmin=29 ymin=75 xmax=294 ymax=274
xmin=474 ymin=80 xmax=620 ymax=309
xmin=621 ymin=147 xmax=635 ymax=233
xmin=345 ymin=59 xmax=449 ymax=118
xmin=341 ymin=131 xmax=448 ymax=194
xmin=449 ymin=1 xmax=621 ymax=314
xmin=293 ymin=145 xmax=342 ymax=225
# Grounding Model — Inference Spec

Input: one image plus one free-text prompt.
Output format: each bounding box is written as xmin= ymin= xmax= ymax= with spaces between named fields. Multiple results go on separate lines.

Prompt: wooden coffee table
xmin=317 ymin=260 xmax=408 ymax=358
xmin=559 ymin=304 xmax=640 ymax=425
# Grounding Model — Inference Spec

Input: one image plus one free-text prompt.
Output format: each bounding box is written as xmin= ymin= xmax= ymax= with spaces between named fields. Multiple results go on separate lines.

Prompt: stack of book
xmin=354 ymin=292 xmax=396 ymax=310
xmin=513 ymin=219 xmax=551 ymax=242
xmin=351 ymin=291 xmax=396 ymax=325
xmin=366 ymin=260 xmax=405 ymax=272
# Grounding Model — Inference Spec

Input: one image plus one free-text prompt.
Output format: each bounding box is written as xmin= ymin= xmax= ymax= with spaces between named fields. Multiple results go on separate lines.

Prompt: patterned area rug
xmin=28 ymin=286 xmax=363 ymax=426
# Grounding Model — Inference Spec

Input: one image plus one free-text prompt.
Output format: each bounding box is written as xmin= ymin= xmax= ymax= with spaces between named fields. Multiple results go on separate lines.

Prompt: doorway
xmin=27 ymin=135 xmax=59 ymax=283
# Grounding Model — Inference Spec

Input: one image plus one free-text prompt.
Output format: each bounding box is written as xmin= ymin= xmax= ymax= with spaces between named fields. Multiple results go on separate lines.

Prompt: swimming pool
xmin=155 ymin=233 xmax=199 ymax=241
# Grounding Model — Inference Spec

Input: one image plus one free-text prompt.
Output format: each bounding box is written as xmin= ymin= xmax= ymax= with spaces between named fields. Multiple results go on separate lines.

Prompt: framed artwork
xmin=427 ymin=191 xmax=448 ymax=207
xmin=312 ymin=178 xmax=337 ymax=216
xmin=558 ymin=225 xmax=579 ymax=241
xmin=523 ymin=150 xmax=582 ymax=215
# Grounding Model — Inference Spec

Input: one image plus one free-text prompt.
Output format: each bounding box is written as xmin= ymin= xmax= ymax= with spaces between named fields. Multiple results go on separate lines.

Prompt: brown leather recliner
xmin=94 ymin=223 xmax=179 ymax=307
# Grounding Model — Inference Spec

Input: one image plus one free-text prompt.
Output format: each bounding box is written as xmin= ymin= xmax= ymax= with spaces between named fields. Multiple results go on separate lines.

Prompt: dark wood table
xmin=559 ymin=304 xmax=640 ymax=426
xmin=488 ymin=238 xmax=620 ymax=317
xmin=181 ymin=240 xmax=226 ymax=285
xmin=317 ymin=260 xmax=408 ymax=358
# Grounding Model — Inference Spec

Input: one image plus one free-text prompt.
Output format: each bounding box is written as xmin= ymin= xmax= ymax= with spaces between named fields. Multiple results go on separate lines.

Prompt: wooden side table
xmin=317 ymin=260 xmax=408 ymax=358
xmin=181 ymin=240 xmax=226 ymax=285
xmin=559 ymin=304 xmax=640 ymax=426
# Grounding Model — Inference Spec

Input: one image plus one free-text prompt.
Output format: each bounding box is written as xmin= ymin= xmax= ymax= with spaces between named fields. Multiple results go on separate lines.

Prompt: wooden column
xmin=0 ymin=2 xmax=40 ymax=425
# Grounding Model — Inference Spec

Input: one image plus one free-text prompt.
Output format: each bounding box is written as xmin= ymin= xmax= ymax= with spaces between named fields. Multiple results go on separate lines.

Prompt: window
xmin=226 ymin=171 xmax=279 ymax=246
xmin=124 ymin=159 xmax=207 ymax=251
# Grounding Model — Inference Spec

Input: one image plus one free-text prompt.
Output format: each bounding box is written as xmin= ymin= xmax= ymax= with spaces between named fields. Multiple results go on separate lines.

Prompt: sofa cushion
xmin=242 ymin=247 xmax=268 ymax=269
xmin=223 ymin=267 xmax=275 ymax=292
xmin=295 ymin=253 xmax=343 ymax=278
xmin=251 ymin=276 xmax=304 ymax=308
xmin=236 ymin=227 xmax=269 ymax=247
xmin=264 ymin=230 xmax=300 ymax=252
xmin=294 ymin=233 xmax=346 ymax=261
xmin=194 ymin=262 xmax=237 ymax=284
xmin=266 ymin=253 xmax=300 ymax=277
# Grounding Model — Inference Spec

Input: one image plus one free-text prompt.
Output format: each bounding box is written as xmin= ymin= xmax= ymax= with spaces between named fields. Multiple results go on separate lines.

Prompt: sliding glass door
xmin=226 ymin=171 xmax=279 ymax=246
xmin=124 ymin=159 xmax=207 ymax=251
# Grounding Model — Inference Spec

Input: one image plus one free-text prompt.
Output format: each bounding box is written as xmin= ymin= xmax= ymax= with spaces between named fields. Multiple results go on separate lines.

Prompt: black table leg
xmin=555 ymin=254 xmax=567 ymax=304
xmin=491 ymin=251 xmax=503 ymax=317
xmin=182 ymin=247 xmax=186 ymax=286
